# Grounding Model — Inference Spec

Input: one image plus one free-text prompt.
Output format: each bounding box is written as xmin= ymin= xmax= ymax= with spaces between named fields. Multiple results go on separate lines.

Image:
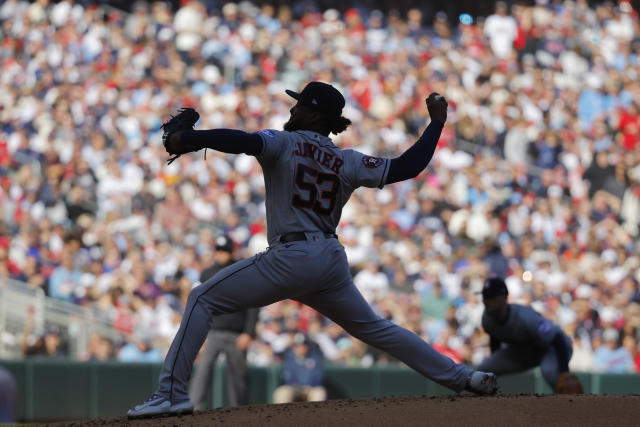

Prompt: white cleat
xmin=465 ymin=371 xmax=498 ymax=396
xmin=127 ymin=393 xmax=194 ymax=419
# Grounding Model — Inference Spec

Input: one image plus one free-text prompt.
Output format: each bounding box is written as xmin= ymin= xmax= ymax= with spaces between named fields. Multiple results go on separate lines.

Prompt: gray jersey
xmin=482 ymin=304 xmax=560 ymax=351
xmin=152 ymin=127 xmax=477 ymax=406
xmin=255 ymin=129 xmax=390 ymax=244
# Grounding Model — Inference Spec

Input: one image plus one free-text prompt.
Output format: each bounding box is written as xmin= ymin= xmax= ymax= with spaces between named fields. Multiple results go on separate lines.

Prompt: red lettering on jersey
xmin=331 ymin=157 xmax=344 ymax=174
xmin=296 ymin=142 xmax=343 ymax=175
xmin=321 ymin=152 xmax=333 ymax=168
xmin=303 ymin=142 xmax=317 ymax=159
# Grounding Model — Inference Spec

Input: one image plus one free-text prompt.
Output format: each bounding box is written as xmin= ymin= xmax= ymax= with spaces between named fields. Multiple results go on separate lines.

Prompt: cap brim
xmin=285 ymin=89 xmax=301 ymax=100
xmin=480 ymin=292 xmax=508 ymax=298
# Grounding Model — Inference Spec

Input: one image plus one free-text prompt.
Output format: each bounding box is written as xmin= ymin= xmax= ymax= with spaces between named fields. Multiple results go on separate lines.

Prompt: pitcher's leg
xmin=297 ymin=282 xmax=473 ymax=392
xmin=158 ymin=257 xmax=286 ymax=401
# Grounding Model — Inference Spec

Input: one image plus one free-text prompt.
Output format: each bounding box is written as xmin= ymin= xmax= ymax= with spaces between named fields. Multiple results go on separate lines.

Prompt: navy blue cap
xmin=286 ymin=81 xmax=345 ymax=118
xmin=481 ymin=277 xmax=508 ymax=298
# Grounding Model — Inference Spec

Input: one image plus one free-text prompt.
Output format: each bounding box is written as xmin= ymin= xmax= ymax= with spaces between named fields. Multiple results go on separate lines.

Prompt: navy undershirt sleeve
xmin=385 ymin=120 xmax=444 ymax=184
xmin=179 ymin=129 xmax=263 ymax=155
xmin=551 ymin=331 xmax=570 ymax=372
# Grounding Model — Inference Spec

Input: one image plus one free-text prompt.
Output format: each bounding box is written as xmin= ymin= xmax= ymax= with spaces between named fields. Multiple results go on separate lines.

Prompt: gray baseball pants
xmin=476 ymin=334 xmax=573 ymax=390
xmin=158 ymin=233 xmax=473 ymax=401
xmin=189 ymin=329 xmax=249 ymax=409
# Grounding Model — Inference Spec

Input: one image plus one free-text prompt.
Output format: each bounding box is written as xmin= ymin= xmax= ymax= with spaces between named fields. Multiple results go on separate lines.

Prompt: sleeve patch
xmin=362 ymin=155 xmax=384 ymax=168
xmin=258 ymin=129 xmax=275 ymax=138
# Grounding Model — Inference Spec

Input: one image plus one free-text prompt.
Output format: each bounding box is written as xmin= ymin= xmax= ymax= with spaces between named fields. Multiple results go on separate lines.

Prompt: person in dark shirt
xmin=273 ymin=333 xmax=326 ymax=403
xmin=22 ymin=306 xmax=68 ymax=358
xmin=189 ymin=235 xmax=259 ymax=409
xmin=583 ymin=151 xmax=620 ymax=198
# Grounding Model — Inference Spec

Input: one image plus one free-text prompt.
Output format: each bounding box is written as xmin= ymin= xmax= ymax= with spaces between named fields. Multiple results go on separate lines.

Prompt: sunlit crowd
xmin=1 ymin=0 xmax=639 ymax=373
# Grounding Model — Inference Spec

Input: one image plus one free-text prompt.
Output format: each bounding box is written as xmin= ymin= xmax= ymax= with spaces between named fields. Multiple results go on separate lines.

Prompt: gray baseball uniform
xmin=157 ymin=129 xmax=473 ymax=402
xmin=478 ymin=304 xmax=573 ymax=388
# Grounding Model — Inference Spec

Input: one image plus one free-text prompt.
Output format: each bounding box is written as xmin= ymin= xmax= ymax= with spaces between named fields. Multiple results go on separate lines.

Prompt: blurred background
xmin=1 ymin=0 xmax=640 ymax=418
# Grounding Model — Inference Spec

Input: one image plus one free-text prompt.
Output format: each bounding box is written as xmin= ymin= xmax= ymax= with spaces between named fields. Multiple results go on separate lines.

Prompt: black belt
xmin=279 ymin=232 xmax=337 ymax=243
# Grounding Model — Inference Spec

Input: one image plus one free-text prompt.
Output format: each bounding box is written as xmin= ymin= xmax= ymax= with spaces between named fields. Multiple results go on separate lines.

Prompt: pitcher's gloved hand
xmin=161 ymin=107 xmax=201 ymax=165
xmin=556 ymin=372 xmax=584 ymax=394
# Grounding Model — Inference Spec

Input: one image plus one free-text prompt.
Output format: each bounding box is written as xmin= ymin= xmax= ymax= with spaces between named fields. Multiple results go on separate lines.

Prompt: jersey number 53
xmin=292 ymin=163 xmax=340 ymax=216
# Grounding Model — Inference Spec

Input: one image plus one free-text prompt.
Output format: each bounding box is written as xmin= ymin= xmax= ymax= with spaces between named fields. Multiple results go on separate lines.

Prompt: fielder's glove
xmin=161 ymin=107 xmax=201 ymax=165
xmin=556 ymin=372 xmax=584 ymax=394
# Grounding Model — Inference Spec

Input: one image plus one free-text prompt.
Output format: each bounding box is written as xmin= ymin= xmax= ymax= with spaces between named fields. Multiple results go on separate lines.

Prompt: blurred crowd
xmin=1 ymin=0 xmax=640 ymax=374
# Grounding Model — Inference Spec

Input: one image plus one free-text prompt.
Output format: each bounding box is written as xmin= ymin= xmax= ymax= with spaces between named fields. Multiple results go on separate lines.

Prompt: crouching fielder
xmin=478 ymin=278 xmax=583 ymax=394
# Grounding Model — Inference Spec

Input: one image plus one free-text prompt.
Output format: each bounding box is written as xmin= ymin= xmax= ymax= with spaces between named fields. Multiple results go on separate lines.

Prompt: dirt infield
xmin=43 ymin=395 xmax=640 ymax=427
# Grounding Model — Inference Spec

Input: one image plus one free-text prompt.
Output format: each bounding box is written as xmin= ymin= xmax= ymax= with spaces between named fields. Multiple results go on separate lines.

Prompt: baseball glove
xmin=556 ymin=372 xmax=584 ymax=394
xmin=161 ymin=107 xmax=201 ymax=165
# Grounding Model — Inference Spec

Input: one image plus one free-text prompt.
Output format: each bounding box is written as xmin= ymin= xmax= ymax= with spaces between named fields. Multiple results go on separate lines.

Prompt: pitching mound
xmin=44 ymin=394 xmax=640 ymax=427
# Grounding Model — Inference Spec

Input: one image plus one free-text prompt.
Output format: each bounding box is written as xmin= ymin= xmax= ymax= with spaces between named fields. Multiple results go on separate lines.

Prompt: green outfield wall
xmin=1 ymin=360 xmax=639 ymax=422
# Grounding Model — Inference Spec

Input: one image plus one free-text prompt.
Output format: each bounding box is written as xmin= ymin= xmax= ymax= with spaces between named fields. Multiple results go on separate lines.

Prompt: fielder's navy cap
xmin=481 ymin=277 xmax=508 ymax=298
xmin=285 ymin=81 xmax=345 ymax=118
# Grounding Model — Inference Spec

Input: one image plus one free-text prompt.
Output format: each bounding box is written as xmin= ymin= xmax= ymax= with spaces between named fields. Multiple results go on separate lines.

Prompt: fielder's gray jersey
xmin=482 ymin=304 xmax=560 ymax=351
xmin=255 ymin=129 xmax=390 ymax=244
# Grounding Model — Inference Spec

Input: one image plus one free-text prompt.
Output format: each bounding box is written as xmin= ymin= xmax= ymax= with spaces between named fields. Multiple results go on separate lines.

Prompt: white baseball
xmin=434 ymin=95 xmax=443 ymax=101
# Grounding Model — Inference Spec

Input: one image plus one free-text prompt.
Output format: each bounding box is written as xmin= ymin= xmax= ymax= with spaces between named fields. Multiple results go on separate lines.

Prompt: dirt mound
xmin=42 ymin=394 xmax=640 ymax=427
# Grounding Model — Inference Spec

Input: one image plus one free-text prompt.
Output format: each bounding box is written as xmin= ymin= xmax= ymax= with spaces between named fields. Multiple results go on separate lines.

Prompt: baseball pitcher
xmin=127 ymin=82 xmax=498 ymax=418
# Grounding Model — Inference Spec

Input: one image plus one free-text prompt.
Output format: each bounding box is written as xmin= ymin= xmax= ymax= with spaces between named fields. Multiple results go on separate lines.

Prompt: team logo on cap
xmin=362 ymin=156 xmax=384 ymax=168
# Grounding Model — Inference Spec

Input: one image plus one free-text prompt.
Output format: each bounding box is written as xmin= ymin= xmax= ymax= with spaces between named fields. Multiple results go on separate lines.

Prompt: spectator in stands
xmin=273 ymin=333 xmax=326 ymax=403
xmin=593 ymin=328 xmax=634 ymax=373
xmin=484 ymin=1 xmax=518 ymax=59
xmin=47 ymin=250 xmax=82 ymax=303
xmin=85 ymin=334 xmax=115 ymax=362
xmin=621 ymin=334 xmax=640 ymax=373
xmin=568 ymin=335 xmax=594 ymax=373
xmin=353 ymin=261 xmax=389 ymax=303
xmin=21 ymin=307 xmax=68 ymax=358
xmin=433 ymin=325 xmax=464 ymax=364
xmin=421 ymin=281 xmax=451 ymax=341
xmin=0 ymin=1 xmax=639 ymax=375
xmin=22 ymin=326 xmax=67 ymax=358
xmin=117 ymin=332 xmax=163 ymax=363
